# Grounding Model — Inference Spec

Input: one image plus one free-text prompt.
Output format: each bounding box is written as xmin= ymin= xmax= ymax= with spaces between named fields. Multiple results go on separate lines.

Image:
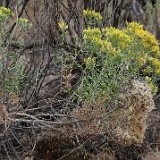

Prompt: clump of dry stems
xmin=65 ymin=80 xmax=155 ymax=147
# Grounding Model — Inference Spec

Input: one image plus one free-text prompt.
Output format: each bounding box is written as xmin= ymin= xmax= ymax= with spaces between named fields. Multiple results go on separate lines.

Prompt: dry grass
xmin=112 ymin=80 xmax=155 ymax=146
xmin=62 ymin=80 xmax=155 ymax=147
xmin=69 ymin=103 xmax=106 ymax=135
xmin=91 ymin=149 xmax=115 ymax=160
xmin=142 ymin=151 xmax=160 ymax=160
xmin=0 ymin=104 xmax=8 ymax=125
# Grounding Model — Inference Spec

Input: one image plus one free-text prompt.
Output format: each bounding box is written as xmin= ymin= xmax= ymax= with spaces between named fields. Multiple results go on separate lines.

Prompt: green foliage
xmin=74 ymin=11 xmax=160 ymax=105
xmin=0 ymin=6 xmax=11 ymax=20
xmin=143 ymin=0 xmax=160 ymax=39
xmin=83 ymin=9 xmax=102 ymax=27
xmin=0 ymin=7 xmax=31 ymax=96
xmin=0 ymin=7 xmax=11 ymax=46
xmin=0 ymin=53 xmax=27 ymax=94
xmin=144 ymin=0 xmax=156 ymax=32
xmin=17 ymin=17 xmax=32 ymax=32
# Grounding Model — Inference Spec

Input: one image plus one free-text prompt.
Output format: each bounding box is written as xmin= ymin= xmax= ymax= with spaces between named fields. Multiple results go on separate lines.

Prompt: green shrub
xmin=74 ymin=10 xmax=160 ymax=105
xmin=83 ymin=9 xmax=102 ymax=28
xmin=0 ymin=7 xmax=31 ymax=98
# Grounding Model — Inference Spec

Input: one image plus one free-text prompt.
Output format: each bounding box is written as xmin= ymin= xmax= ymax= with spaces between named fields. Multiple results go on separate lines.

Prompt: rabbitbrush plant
xmin=74 ymin=9 xmax=160 ymax=106
xmin=66 ymin=9 xmax=159 ymax=146
xmin=0 ymin=6 xmax=31 ymax=100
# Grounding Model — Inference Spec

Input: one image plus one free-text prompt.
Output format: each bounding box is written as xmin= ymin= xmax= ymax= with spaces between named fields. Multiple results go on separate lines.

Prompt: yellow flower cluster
xmin=83 ymin=27 xmax=101 ymax=39
xmin=136 ymin=56 xmax=147 ymax=66
xmin=18 ymin=18 xmax=28 ymax=24
xmin=152 ymin=58 xmax=160 ymax=75
xmin=126 ymin=21 xmax=144 ymax=31
xmin=103 ymin=27 xmax=131 ymax=50
xmin=0 ymin=6 xmax=11 ymax=18
xmin=83 ymin=9 xmax=102 ymax=24
xmin=140 ymin=57 xmax=160 ymax=76
xmin=83 ymin=27 xmax=119 ymax=55
xmin=152 ymin=58 xmax=160 ymax=68
xmin=58 ymin=22 xmax=68 ymax=32
xmin=124 ymin=22 xmax=160 ymax=76
xmin=84 ymin=57 xmax=96 ymax=69
xmin=126 ymin=22 xmax=160 ymax=58
xmin=83 ymin=27 xmax=103 ymax=50
xmin=17 ymin=18 xmax=32 ymax=29
xmin=101 ymin=40 xmax=119 ymax=55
